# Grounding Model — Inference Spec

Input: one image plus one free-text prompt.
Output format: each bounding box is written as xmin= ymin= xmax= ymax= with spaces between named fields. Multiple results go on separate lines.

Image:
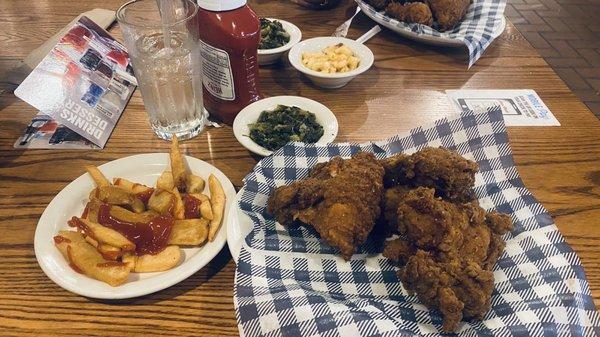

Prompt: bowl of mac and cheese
xmin=289 ymin=37 xmax=374 ymax=89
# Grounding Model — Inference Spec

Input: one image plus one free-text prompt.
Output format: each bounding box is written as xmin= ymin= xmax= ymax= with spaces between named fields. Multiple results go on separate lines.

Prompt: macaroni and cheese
xmin=301 ymin=43 xmax=360 ymax=74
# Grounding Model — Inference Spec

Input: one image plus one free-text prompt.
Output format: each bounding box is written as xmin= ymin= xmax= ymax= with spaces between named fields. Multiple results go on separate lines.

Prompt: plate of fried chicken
xmin=233 ymin=109 xmax=599 ymax=336
xmin=356 ymin=0 xmax=506 ymax=47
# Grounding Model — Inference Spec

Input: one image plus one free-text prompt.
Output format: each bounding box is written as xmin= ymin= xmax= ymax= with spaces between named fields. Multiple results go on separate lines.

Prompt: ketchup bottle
xmin=196 ymin=0 xmax=262 ymax=125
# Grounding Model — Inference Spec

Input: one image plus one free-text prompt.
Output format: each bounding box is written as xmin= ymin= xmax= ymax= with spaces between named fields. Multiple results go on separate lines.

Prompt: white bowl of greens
xmin=233 ymin=96 xmax=338 ymax=156
xmin=258 ymin=18 xmax=302 ymax=65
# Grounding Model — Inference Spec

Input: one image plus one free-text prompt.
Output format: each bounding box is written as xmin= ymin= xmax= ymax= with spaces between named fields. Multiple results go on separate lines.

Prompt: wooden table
xmin=1 ymin=0 xmax=598 ymax=335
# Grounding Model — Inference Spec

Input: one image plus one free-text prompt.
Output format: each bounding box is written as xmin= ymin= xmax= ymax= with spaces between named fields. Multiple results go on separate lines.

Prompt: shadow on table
xmin=90 ymin=245 xmax=234 ymax=305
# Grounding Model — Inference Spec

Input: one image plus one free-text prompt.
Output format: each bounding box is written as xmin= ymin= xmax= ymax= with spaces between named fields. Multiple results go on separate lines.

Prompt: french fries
xmin=208 ymin=174 xmax=226 ymax=242
xmin=148 ymin=189 xmax=175 ymax=215
xmin=109 ymin=205 xmax=159 ymax=223
xmin=188 ymin=194 xmax=213 ymax=220
xmin=55 ymin=136 xmax=229 ymax=286
xmin=97 ymin=244 xmax=122 ymax=261
xmin=125 ymin=246 xmax=182 ymax=273
xmin=170 ymin=135 xmax=187 ymax=191
xmin=85 ymin=235 xmax=99 ymax=247
xmin=169 ymin=219 xmax=209 ymax=246
xmin=157 ymin=171 xmax=174 ymax=191
xmin=122 ymin=253 xmax=135 ymax=271
xmin=54 ymin=231 xmax=130 ymax=286
xmin=85 ymin=165 xmax=110 ymax=187
xmin=186 ymin=174 xmax=205 ymax=194
xmin=113 ymin=178 xmax=153 ymax=195
xmin=91 ymin=185 xmax=145 ymax=213
xmin=69 ymin=217 xmax=135 ymax=252
xmin=190 ymin=193 xmax=208 ymax=202
xmin=200 ymin=200 xmax=214 ymax=220
xmin=82 ymin=199 xmax=102 ymax=222
xmin=171 ymin=187 xmax=185 ymax=220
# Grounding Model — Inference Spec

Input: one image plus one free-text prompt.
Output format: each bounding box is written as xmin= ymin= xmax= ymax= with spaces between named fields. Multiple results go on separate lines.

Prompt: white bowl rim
xmin=232 ymin=95 xmax=339 ymax=157
xmin=288 ymin=36 xmax=374 ymax=79
xmin=257 ymin=18 xmax=302 ymax=55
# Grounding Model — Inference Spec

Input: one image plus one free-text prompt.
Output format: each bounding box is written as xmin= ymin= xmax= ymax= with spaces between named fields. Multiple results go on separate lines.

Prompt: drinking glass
xmin=117 ymin=0 xmax=206 ymax=140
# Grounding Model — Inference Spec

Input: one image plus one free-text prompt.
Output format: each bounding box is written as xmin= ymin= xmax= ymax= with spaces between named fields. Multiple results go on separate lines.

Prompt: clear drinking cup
xmin=117 ymin=0 xmax=206 ymax=140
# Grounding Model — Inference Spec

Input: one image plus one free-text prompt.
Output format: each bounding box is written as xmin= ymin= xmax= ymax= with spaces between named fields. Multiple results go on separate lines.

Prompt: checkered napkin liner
xmin=234 ymin=109 xmax=600 ymax=336
xmin=355 ymin=0 xmax=506 ymax=68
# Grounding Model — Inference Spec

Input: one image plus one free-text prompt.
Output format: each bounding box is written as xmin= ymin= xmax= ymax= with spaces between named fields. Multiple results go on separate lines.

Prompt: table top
xmin=1 ymin=0 xmax=599 ymax=335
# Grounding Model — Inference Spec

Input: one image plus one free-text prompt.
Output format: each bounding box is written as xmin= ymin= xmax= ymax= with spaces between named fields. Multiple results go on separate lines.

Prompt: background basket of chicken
xmin=363 ymin=0 xmax=470 ymax=31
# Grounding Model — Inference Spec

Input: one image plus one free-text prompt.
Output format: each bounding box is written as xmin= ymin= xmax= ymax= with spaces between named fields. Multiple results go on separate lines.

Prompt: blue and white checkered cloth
xmin=355 ymin=0 xmax=506 ymax=68
xmin=234 ymin=109 xmax=600 ymax=337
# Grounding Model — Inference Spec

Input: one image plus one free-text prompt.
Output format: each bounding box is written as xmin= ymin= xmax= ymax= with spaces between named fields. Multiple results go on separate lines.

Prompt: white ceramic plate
xmin=226 ymin=189 xmax=253 ymax=262
xmin=356 ymin=0 xmax=507 ymax=48
xmin=258 ymin=18 xmax=302 ymax=65
xmin=233 ymin=96 xmax=339 ymax=157
xmin=34 ymin=153 xmax=237 ymax=299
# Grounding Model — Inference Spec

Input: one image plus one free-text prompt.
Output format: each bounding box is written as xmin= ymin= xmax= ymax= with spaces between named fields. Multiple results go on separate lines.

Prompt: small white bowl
xmin=258 ymin=19 xmax=302 ymax=66
xmin=288 ymin=36 xmax=374 ymax=89
xmin=233 ymin=96 xmax=338 ymax=157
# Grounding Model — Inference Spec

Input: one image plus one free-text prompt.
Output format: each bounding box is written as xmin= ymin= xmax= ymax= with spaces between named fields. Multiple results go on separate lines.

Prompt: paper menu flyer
xmin=14 ymin=112 xmax=98 ymax=150
xmin=14 ymin=16 xmax=136 ymax=148
xmin=446 ymin=90 xmax=560 ymax=126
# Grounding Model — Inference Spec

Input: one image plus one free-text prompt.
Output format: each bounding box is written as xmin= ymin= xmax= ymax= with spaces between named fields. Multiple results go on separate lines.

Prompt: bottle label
xmin=199 ymin=40 xmax=235 ymax=101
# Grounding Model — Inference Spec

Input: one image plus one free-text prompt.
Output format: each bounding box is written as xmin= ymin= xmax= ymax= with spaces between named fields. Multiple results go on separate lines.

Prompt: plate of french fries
xmin=34 ymin=137 xmax=236 ymax=299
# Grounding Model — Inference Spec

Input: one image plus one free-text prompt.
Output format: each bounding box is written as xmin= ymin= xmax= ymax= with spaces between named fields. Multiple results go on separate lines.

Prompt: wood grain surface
xmin=1 ymin=0 xmax=599 ymax=335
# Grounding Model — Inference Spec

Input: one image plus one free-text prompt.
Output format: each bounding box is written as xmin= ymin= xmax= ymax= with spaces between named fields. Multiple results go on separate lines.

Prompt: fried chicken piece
xmin=482 ymin=234 xmax=506 ymax=271
xmin=384 ymin=187 xmax=513 ymax=332
xmin=265 ymin=181 xmax=322 ymax=225
xmin=383 ymin=237 xmax=415 ymax=265
xmin=381 ymin=153 xmax=411 ymax=187
xmin=382 ymin=185 xmax=412 ymax=235
xmin=396 ymin=187 xmax=467 ymax=252
xmin=401 ymin=250 xmax=494 ymax=331
xmin=385 ymin=2 xmax=434 ymax=26
xmin=393 ymin=187 xmax=510 ymax=265
xmin=268 ymin=152 xmax=384 ymax=260
xmin=485 ymin=211 xmax=513 ymax=235
xmin=427 ymin=0 xmax=470 ymax=31
xmin=382 ymin=147 xmax=478 ymax=202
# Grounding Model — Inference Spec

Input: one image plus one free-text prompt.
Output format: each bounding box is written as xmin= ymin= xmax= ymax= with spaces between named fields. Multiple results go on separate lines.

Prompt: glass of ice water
xmin=117 ymin=0 xmax=205 ymax=140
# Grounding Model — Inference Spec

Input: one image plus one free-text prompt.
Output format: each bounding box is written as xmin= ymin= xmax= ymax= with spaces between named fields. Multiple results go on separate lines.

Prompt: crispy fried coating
xmin=382 ymin=185 xmax=412 ymax=235
xmin=384 ymin=187 xmax=513 ymax=332
xmin=401 ymin=250 xmax=494 ymax=331
xmin=268 ymin=152 xmax=385 ymax=260
xmin=385 ymin=2 xmax=434 ymax=26
xmin=369 ymin=0 xmax=470 ymax=31
xmin=381 ymin=153 xmax=411 ymax=187
xmin=485 ymin=211 xmax=514 ymax=235
xmin=382 ymin=147 xmax=479 ymax=202
xmin=392 ymin=187 xmax=512 ymax=263
xmin=383 ymin=237 xmax=415 ymax=265
xmin=427 ymin=0 xmax=470 ymax=31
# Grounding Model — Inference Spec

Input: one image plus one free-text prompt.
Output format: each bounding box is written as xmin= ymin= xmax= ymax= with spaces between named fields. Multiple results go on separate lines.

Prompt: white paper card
xmin=14 ymin=16 xmax=136 ymax=148
xmin=446 ymin=90 xmax=560 ymax=126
